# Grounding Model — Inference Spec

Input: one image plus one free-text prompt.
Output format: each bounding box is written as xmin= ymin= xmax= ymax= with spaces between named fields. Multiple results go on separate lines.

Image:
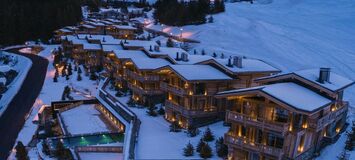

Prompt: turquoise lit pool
xmin=50 ymin=132 xmax=124 ymax=148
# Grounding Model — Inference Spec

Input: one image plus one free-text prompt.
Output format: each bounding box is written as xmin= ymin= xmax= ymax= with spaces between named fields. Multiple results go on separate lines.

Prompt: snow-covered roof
xmin=81 ymin=24 xmax=96 ymax=29
xmin=294 ymin=69 xmax=354 ymax=92
xmin=100 ymin=20 xmax=114 ymax=25
xmin=105 ymin=18 xmax=121 ymax=23
xmin=262 ymin=83 xmax=332 ymax=111
xmin=122 ymin=40 xmax=157 ymax=48
xmin=113 ymin=49 xmax=170 ymax=70
xmin=86 ymin=21 xmax=106 ymax=27
xmin=167 ymin=65 xmax=233 ymax=81
xmin=112 ymin=25 xmax=137 ymax=30
xmin=218 ymin=82 xmax=332 ymax=112
xmin=213 ymin=58 xmax=280 ymax=73
xmin=102 ymin=45 xmax=123 ymax=52
xmin=114 ymin=50 xmax=149 ymax=59
xmin=131 ymin=58 xmax=171 ymax=70
xmin=256 ymin=69 xmax=354 ymax=92
xmin=56 ymin=28 xmax=72 ymax=33
xmin=83 ymin=43 xmax=101 ymax=50
xmin=64 ymin=26 xmax=78 ymax=31
xmin=145 ymin=47 xmax=214 ymax=64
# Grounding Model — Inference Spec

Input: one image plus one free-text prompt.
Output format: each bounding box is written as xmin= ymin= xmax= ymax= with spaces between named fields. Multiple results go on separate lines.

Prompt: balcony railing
xmin=125 ymin=70 xmax=160 ymax=82
xmin=226 ymin=111 xmax=289 ymax=135
xmin=160 ymin=82 xmax=186 ymax=96
xmin=224 ymin=134 xmax=284 ymax=158
xmin=165 ymin=100 xmax=217 ymax=118
xmin=309 ymin=102 xmax=348 ymax=131
xmin=127 ymin=82 xmax=163 ymax=95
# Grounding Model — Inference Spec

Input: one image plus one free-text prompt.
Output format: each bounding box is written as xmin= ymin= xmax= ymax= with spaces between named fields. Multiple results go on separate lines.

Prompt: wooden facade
xmin=216 ymin=71 xmax=352 ymax=160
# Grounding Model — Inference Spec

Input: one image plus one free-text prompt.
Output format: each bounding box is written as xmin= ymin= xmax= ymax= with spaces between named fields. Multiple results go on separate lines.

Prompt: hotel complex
xmin=52 ymin=17 xmax=354 ymax=160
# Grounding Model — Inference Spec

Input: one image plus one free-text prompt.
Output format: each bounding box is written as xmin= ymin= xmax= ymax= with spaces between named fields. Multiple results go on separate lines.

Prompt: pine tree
xmin=56 ymin=140 xmax=66 ymax=159
xmin=77 ymin=73 xmax=82 ymax=81
xmin=201 ymin=49 xmax=206 ymax=55
xmin=62 ymin=69 xmax=66 ymax=77
xmin=67 ymin=63 xmax=73 ymax=75
xmin=196 ymin=138 xmax=206 ymax=153
xmin=42 ymin=141 xmax=50 ymax=155
xmin=15 ymin=141 xmax=29 ymax=160
xmin=183 ymin=142 xmax=194 ymax=157
xmin=187 ymin=125 xmax=199 ymax=137
xmin=216 ymin=137 xmax=228 ymax=158
xmin=212 ymin=52 xmax=217 ymax=57
xmin=65 ymin=74 xmax=70 ymax=80
xmin=146 ymin=105 xmax=157 ymax=117
xmin=78 ymin=66 xmax=82 ymax=74
xmin=199 ymin=142 xmax=213 ymax=159
xmin=203 ymin=127 xmax=215 ymax=142
xmin=53 ymin=75 xmax=58 ymax=82
xmin=208 ymin=16 xmax=214 ymax=23
xmin=158 ymin=107 xmax=165 ymax=115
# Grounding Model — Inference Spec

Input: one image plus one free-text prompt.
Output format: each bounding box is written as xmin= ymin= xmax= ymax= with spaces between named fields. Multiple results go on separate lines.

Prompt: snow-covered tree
xmin=196 ymin=138 xmax=206 ymax=153
xmin=15 ymin=141 xmax=29 ymax=160
xmin=199 ymin=142 xmax=212 ymax=158
xmin=216 ymin=137 xmax=228 ymax=158
xmin=183 ymin=141 xmax=194 ymax=157
xmin=203 ymin=127 xmax=215 ymax=142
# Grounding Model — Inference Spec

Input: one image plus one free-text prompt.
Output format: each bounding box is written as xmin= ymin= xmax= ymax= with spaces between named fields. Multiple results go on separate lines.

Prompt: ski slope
xmin=193 ymin=0 xmax=355 ymax=103
xmin=148 ymin=0 xmax=355 ymax=104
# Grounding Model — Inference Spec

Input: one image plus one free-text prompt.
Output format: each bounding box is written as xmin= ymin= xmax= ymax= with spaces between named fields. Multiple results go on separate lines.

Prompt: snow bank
xmin=0 ymin=52 xmax=32 ymax=117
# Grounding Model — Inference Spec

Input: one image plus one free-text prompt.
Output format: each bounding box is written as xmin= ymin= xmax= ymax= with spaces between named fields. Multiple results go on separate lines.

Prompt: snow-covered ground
xmin=147 ymin=0 xmax=355 ymax=105
xmin=60 ymin=104 xmax=109 ymax=135
xmin=78 ymin=152 xmax=123 ymax=160
xmin=117 ymin=96 xmax=229 ymax=159
xmin=0 ymin=52 xmax=32 ymax=117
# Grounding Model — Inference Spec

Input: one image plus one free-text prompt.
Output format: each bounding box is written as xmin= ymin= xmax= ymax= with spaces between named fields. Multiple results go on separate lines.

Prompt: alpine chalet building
xmin=216 ymin=68 xmax=354 ymax=160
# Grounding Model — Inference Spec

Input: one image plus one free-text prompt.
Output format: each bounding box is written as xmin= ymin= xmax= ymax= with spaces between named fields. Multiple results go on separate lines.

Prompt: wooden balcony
xmin=165 ymin=100 xmax=217 ymax=118
xmin=309 ymin=101 xmax=348 ymax=131
xmin=224 ymin=134 xmax=283 ymax=158
xmin=127 ymin=82 xmax=163 ymax=95
xmin=226 ymin=111 xmax=289 ymax=135
xmin=125 ymin=70 xmax=160 ymax=82
xmin=160 ymin=82 xmax=186 ymax=96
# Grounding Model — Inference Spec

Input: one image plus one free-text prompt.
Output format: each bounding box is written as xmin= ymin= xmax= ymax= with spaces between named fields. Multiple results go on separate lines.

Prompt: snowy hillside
xmin=148 ymin=0 xmax=355 ymax=104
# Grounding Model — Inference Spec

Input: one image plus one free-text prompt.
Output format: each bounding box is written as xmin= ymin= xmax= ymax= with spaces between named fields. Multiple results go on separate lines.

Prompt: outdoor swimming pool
xmin=50 ymin=132 xmax=124 ymax=148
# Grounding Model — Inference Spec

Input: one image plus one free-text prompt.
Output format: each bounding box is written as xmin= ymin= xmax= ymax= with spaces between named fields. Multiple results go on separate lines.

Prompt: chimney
xmin=175 ymin=52 xmax=180 ymax=61
xmin=102 ymin=37 xmax=106 ymax=42
xmin=149 ymin=45 xmax=153 ymax=51
xmin=182 ymin=52 xmax=189 ymax=62
xmin=233 ymin=56 xmax=243 ymax=68
xmin=154 ymin=45 xmax=160 ymax=52
xmin=226 ymin=57 xmax=233 ymax=67
xmin=319 ymin=68 xmax=331 ymax=83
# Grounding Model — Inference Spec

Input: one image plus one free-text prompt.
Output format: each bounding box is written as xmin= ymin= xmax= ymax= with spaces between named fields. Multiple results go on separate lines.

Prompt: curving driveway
xmin=0 ymin=50 xmax=48 ymax=159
